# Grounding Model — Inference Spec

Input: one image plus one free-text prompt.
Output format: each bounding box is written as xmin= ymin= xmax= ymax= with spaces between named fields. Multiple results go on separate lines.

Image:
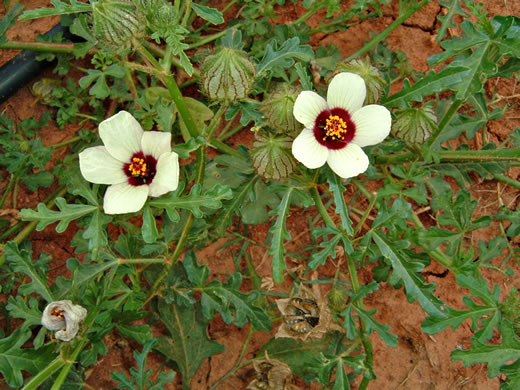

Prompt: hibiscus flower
xmin=41 ymin=300 xmax=87 ymax=342
xmin=79 ymin=111 xmax=179 ymax=214
xmin=292 ymin=72 xmax=391 ymax=179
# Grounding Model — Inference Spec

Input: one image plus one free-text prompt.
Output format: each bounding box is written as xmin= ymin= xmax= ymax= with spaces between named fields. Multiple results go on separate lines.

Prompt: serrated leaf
xmin=372 ymin=231 xmax=447 ymax=319
xmin=116 ymin=324 xmax=153 ymax=345
xmin=451 ymin=320 xmax=520 ymax=377
xmin=0 ymin=329 xmax=56 ymax=388
xmin=353 ymin=306 xmax=398 ymax=346
xmin=191 ymin=3 xmax=224 ymax=25
xmin=382 ymin=67 xmax=468 ymax=107
xmin=6 ymin=296 xmax=42 ymax=329
xmin=83 ymin=209 xmax=111 ymax=254
xmin=5 ymin=242 xmax=54 ymax=302
xmin=309 ymin=226 xmax=343 ymax=269
xmin=257 ymin=37 xmax=314 ymax=76
xmin=150 ymin=183 xmax=233 ymax=221
xmin=19 ymin=0 xmax=91 ymax=20
xmin=172 ymin=136 xmax=206 ymax=160
xmin=155 ymin=299 xmax=224 ymax=388
xmin=19 ymin=198 xmax=97 ymax=233
xmin=436 ymin=0 xmax=470 ymax=42
xmin=0 ymin=3 xmax=24 ymax=45
xmin=268 ymin=188 xmax=293 ymax=283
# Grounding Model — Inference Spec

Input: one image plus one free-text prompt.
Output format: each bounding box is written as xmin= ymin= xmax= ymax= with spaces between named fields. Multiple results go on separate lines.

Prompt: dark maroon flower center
xmin=123 ymin=151 xmax=157 ymax=186
xmin=313 ymin=107 xmax=356 ymax=150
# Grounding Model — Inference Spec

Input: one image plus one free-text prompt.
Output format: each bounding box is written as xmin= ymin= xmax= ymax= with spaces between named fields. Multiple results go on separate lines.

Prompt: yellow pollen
xmin=323 ymin=115 xmax=348 ymax=141
xmin=50 ymin=308 xmax=65 ymax=319
xmin=128 ymin=157 xmax=147 ymax=176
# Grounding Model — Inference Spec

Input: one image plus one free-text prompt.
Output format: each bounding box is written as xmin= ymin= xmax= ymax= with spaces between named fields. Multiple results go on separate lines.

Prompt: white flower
xmin=291 ymin=72 xmax=391 ymax=179
xmin=79 ymin=111 xmax=179 ymax=214
xmin=41 ymin=300 xmax=87 ymax=342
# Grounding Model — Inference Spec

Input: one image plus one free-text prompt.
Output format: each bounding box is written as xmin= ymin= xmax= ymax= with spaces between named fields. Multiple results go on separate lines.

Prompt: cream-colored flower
xmin=79 ymin=111 xmax=179 ymax=214
xmin=291 ymin=72 xmax=391 ymax=179
xmin=41 ymin=300 xmax=87 ymax=342
xmin=276 ymin=285 xmax=340 ymax=341
xmin=247 ymin=352 xmax=295 ymax=390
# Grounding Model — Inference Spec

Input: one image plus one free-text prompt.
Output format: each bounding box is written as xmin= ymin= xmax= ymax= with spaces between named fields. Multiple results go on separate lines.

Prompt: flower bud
xmin=200 ymin=47 xmax=256 ymax=103
xmin=334 ymin=57 xmax=386 ymax=104
xmin=41 ymin=300 xmax=87 ymax=342
xmin=328 ymin=287 xmax=349 ymax=313
xmin=92 ymin=0 xmax=142 ymax=50
xmin=251 ymin=132 xmax=296 ymax=180
xmin=392 ymin=102 xmax=437 ymax=145
xmin=260 ymin=84 xmax=302 ymax=135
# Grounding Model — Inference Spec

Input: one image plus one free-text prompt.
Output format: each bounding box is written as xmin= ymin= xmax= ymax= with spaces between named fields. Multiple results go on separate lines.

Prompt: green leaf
xmin=21 ymin=170 xmax=53 ymax=191
xmin=0 ymin=328 xmax=56 ymax=388
xmin=372 ymin=232 xmax=447 ymax=319
xmin=239 ymin=179 xmax=280 ymax=225
xmin=179 ymin=98 xmax=214 ymax=140
xmin=268 ymin=187 xmax=293 ymax=283
xmin=257 ymin=37 xmax=314 ymax=76
xmin=0 ymin=3 xmax=24 ymax=45
xmin=353 ymin=306 xmax=398 ymax=346
xmin=451 ymin=320 xmax=520 ymax=378
xmin=5 ymin=242 xmax=54 ymax=302
xmin=116 ymin=324 xmax=153 ymax=345
xmin=309 ymin=226 xmax=343 ymax=269
xmin=172 ymin=136 xmax=206 ymax=160
xmin=19 ymin=0 xmax=91 ymax=20
xmin=183 ymin=254 xmax=271 ymax=330
xmin=142 ymin=205 xmax=158 ymax=244
xmin=331 ymin=359 xmax=350 ymax=390
xmin=6 ymin=296 xmax=42 ymax=330
xmin=150 ymin=183 xmax=233 ymax=221
xmin=82 ymin=209 xmax=111 ymax=255
xmin=191 ymin=3 xmax=224 ymax=25
xmin=382 ymin=67 xmax=468 ymax=107
xmin=19 ymin=198 xmax=97 ymax=233
xmin=155 ymin=299 xmax=224 ymax=388
xmin=436 ymin=0 xmax=470 ymax=41
xmin=327 ymin=169 xmax=354 ymax=234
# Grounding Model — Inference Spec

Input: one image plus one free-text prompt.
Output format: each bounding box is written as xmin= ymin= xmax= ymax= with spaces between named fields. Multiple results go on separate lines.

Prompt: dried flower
xmin=41 ymin=300 xmax=87 ymax=342
xmin=247 ymin=353 xmax=294 ymax=390
xmin=79 ymin=111 xmax=179 ymax=214
xmin=276 ymin=285 xmax=340 ymax=341
xmin=292 ymin=72 xmax=391 ymax=179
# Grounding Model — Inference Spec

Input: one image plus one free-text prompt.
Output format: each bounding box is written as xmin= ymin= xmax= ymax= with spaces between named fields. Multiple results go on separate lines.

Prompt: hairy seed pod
xmin=392 ymin=103 xmax=437 ymax=145
xmin=251 ymin=132 xmax=296 ymax=180
xmin=260 ymin=83 xmax=301 ymax=135
xmin=200 ymin=47 xmax=256 ymax=103
xmin=334 ymin=57 xmax=386 ymax=104
xmin=92 ymin=0 xmax=142 ymax=50
xmin=31 ymin=78 xmax=61 ymax=105
xmin=327 ymin=287 xmax=349 ymax=313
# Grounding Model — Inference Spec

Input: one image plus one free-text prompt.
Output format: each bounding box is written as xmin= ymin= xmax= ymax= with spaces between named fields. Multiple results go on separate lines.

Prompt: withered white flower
xmin=41 ymin=300 xmax=87 ymax=342
xmin=292 ymin=72 xmax=391 ymax=179
xmin=276 ymin=285 xmax=340 ymax=341
xmin=79 ymin=111 xmax=179 ymax=214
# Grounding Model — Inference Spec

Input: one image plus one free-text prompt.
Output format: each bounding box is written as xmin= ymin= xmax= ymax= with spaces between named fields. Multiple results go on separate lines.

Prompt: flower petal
xmin=351 ymin=104 xmax=392 ymax=147
xmin=293 ymin=91 xmax=328 ymax=128
xmin=327 ymin=72 xmax=366 ymax=114
xmin=79 ymin=146 xmax=126 ymax=184
xmin=326 ymin=143 xmax=369 ymax=179
xmin=99 ymin=111 xmax=143 ymax=162
xmin=103 ymin=182 xmax=149 ymax=214
xmin=292 ymin=128 xmax=328 ymax=169
xmin=148 ymin=151 xmax=179 ymax=197
xmin=141 ymin=131 xmax=172 ymax=159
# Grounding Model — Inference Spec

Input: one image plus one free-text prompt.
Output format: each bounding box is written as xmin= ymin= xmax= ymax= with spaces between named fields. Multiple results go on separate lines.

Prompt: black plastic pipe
xmin=0 ymin=23 xmax=72 ymax=104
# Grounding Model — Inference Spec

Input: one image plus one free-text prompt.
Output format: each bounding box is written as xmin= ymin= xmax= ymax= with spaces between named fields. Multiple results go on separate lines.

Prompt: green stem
xmin=292 ymin=1 xmax=322 ymax=25
xmin=208 ymin=325 xmax=255 ymax=390
xmin=344 ymin=0 xmax=431 ymax=62
xmin=181 ymin=0 xmax=192 ymax=27
xmin=208 ymin=139 xmax=246 ymax=159
xmin=0 ymin=173 xmax=17 ymax=209
xmin=50 ymin=338 xmax=89 ymax=390
xmin=353 ymin=191 xmax=377 ymax=235
xmin=117 ymin=258 xmax=168 ymax=265
xmin=51 ymin=136 xmax=82 ymax=150
xmin=187 ymin=25 xmax=242 ymax=50
xmin=205 ymin=105 xmax=228 ymax=138
xmin=0 ymin=40 xmax=75 ymax=53
xmin=217 ymin=123 xmax=243 ymax=141
xmin=493 ymin=173 xmax=520 ymax=190
xmin=428 ymin=99 xmax=464 ymax=147
xmin=22 ymin=355 xmax=65 ymax=390
xmin=375 ymin=148 xmax=520 ymax=164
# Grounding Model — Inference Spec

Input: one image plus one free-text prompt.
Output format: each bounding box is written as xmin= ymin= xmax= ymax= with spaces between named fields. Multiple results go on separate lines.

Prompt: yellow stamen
xmin=50 ymin=308 xmax=65 ymax=319
xmin=324 ymin=115 xmax=348 ymax=141
xmin=128 ymin=157 xmax=147 ymax=176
